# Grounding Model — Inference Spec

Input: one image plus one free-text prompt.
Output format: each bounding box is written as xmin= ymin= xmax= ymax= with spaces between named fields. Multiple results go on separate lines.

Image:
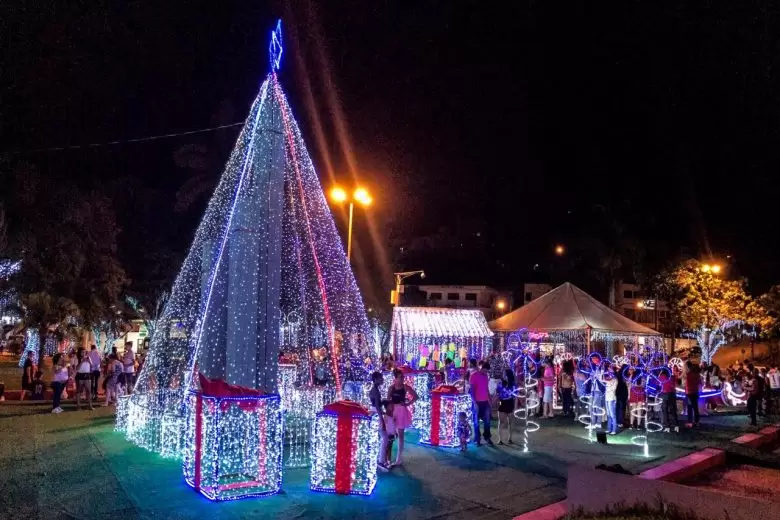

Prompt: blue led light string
xmin=625 ymin=350 xmax=667 ymax=456
xmin=577 ymin=352 xmax=609 ymax=441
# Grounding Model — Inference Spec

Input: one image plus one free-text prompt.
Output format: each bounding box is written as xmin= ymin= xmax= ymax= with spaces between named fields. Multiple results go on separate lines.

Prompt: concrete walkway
xmin=0 ymin=404 xmax=773 ymax=520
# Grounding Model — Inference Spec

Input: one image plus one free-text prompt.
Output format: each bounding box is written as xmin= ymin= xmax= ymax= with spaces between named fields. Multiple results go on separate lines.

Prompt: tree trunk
xmin=608 ymin=278 xmax=618 ymax=309
xmin=38 ymin=324 xmax=47 ymax=363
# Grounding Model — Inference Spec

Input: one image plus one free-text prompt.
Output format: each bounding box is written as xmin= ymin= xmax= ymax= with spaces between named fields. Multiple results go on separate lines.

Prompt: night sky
xmin=3 ymin=1 xmax=780 ymax=308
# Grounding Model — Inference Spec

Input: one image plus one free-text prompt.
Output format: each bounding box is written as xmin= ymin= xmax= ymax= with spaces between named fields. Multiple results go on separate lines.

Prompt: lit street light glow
xmin=329 ymin=185 xmax=373 ymax=262
xmin=555 ymin=245 xmax=565 ymax=256
xmin=353 ymin=187 xmax=373 ymax=206
xmin=496 ymin=300 xmax=506 ymax=310
xmin=330 ymin=186 xmax=348 ymax=203
xmin=701 ymin=263 xmax=722 ymax=274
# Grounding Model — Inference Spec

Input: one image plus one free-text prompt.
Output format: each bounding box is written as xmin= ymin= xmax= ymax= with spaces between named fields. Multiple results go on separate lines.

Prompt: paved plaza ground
xmin=1 ymin=401 xmax=776 ymax=520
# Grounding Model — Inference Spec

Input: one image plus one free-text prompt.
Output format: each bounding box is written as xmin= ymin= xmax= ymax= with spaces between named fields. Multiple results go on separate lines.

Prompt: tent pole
xmin=586 ymin=327 xmax=591 ymax=354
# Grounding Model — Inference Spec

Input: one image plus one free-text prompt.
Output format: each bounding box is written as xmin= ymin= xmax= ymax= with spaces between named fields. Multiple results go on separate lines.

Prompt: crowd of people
xmin=366 ymin=349 xmax=780 ymax=467
xmin=18 ymin=341 xmax=143 ymax=413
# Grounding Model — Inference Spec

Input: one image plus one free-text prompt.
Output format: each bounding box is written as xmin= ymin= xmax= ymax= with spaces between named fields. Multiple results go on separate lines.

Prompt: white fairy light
xmin=120 ymin=20 xmax=372 ymax=457
xmin=310 ymin=403 xmax=380 ymax=495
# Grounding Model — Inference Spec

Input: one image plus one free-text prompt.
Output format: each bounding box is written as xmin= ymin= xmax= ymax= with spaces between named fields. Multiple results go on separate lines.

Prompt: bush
xmin=565 ymin=500 xmax=703 ymax=520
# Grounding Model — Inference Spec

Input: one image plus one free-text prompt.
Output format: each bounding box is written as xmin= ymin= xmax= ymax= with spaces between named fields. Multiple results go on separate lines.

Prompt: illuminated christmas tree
xmin=121 ymin=21 xmax=372 ymax=455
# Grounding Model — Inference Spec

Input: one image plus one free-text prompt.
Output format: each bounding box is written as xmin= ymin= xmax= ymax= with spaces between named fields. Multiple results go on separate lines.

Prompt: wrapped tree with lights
xmin=120 ymin=20 xmax=372 ymax=457
xmin=660 ymin=259 xmax=773 ymax=364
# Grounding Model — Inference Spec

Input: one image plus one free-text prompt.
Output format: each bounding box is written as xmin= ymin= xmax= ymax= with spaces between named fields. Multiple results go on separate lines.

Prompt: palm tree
xmin=577 ymin=202 xmax=646 ymax=308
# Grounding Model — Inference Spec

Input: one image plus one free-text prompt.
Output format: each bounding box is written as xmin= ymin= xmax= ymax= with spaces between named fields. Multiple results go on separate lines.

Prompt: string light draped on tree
xmin=120 ymin=20 xmax=372 ymax=456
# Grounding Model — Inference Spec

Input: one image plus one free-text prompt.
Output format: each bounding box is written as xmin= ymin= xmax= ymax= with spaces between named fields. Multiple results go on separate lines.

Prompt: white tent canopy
xmin=489 ymin=282 xmax=659 ymax=335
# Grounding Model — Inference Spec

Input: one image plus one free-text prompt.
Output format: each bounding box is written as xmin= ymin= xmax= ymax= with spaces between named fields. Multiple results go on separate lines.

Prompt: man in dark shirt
xmin=369 ymin=371 xmax=390 ymax=470
xmin=20 ymin=351 xmax=34 ymax=401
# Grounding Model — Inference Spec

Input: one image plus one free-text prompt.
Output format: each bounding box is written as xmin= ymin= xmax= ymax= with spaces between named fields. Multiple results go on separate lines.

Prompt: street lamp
xmin=392 ymin=270 xmax=425 ymax=306
xmin=554 ymin=245 xmax=565 ymax=256
xmin=701 ymin=263 xmax=722 ymax=274
xmin=497 ymin=300 xmax=506 ymax=311
xmin=329 ymin=186 xmax=372 ymax=262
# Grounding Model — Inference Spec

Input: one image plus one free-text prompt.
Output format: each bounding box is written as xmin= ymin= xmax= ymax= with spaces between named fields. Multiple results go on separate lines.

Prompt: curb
xmin=731 ymin=424 xmax=780 ymax=449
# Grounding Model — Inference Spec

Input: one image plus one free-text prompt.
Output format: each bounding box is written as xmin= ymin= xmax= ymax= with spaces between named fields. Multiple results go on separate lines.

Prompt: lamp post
xmin=699 ymin=261 xmax=723 ymax=362
xmin=392 ymin=270 xmax=425 ymax=306
xmin=329 ymin=186 xmax=372 ymax=262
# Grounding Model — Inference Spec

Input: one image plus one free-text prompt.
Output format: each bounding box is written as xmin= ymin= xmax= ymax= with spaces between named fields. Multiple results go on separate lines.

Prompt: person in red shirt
xmin=659 ymin=370 xmax=679 ymax=433
xmin=469 ymin=361 xmax=493 ymax=446
xmin=684 ymin=361 xmax=701 ymax=426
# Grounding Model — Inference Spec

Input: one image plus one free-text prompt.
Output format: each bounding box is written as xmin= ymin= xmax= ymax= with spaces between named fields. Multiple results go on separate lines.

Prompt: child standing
xmin=383 ymin=400 xmax=397 ymax=465
xmin=457 ymin=411 xmax=472 ymax=452
xmin=31 ymin=371 xmax=46 ymax=401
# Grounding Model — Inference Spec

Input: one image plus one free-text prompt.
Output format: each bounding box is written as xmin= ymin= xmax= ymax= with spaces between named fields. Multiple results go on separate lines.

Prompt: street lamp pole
xmin=393 ymin=270 xmax=425 ymax=306
xmin=329 ymin=186 xmax=372 ymax=264
xmin=346 ymin=202 xmax=354 ymax=262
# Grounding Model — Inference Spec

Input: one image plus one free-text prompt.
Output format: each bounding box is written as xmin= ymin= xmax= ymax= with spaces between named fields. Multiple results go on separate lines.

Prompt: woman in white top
xmin=51 ymin=353 xmax=70 ymax=414
xmin=75 ymin=349 xmax=94 ymax=410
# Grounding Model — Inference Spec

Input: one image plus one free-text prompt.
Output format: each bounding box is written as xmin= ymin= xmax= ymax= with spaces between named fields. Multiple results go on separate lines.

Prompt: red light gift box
xmin=310 ymin=400 xmax=380 ymax=495
xmin=183 ymin=374 xmax=283 ymax=501
xmin=419 ymin=385 xmax=473 ymax=448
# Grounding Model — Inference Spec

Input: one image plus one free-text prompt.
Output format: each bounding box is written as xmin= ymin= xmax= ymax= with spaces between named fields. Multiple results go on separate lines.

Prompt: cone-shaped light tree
xmin=124 ymin=21 xmax=372 ymax=453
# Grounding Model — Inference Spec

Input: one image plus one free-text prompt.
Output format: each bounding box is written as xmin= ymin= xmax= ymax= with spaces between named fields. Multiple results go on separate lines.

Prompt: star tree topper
xmin=269 ymin=19 xmax=283 ymax=72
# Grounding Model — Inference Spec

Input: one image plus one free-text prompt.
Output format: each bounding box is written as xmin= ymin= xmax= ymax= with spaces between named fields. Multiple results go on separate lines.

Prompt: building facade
xmin=402 ymin=285 xmax=513 ymax=321
xmin=615 ymin=282 xmax=669 ymax=332
xmin=522 ymin=283 xmax=553 ymax=305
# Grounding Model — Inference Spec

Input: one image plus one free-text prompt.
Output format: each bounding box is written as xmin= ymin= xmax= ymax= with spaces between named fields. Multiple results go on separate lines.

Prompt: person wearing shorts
xmin=122 ymin=342 xmax=135 ymax=394
xmin=75 ymin=349 xmax=94 ymax=410
xmin=387 ymin=368 xmax=418 ymax=466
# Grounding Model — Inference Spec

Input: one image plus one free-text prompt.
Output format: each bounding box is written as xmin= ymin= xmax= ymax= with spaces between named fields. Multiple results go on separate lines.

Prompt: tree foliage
xmin=0 ymin=161 xmax=128 ymax=356
xmin=659 ymin=259 xmax=774 ymax=362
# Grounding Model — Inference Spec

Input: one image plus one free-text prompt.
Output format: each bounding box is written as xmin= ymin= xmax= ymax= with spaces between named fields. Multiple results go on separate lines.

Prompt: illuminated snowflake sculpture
xmin=577 ymin=352 xmax=610 ymax=441
xmin=625 ymin=351 xmax=667 ymax=456
xmin=120 ymin=20 xmax=372 ymax=458
xmin=504 ymin=332 xmax=541 ymax=453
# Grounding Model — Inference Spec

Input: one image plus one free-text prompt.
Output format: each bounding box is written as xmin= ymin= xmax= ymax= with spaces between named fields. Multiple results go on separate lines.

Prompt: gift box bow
xmin=323 ymin=399 xmax=370 ymax=417
xmin=432 ymin=384 xmax=460 ymax=395
xmin=198 ymin=373 xmax=264 ymax=398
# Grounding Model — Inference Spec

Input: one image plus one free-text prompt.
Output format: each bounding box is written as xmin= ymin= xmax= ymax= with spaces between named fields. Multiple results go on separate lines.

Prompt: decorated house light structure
xmin=118 ymin=19 xmax=372 ymax=460
xmin=391 ymin=307 xmax=493 ymax=370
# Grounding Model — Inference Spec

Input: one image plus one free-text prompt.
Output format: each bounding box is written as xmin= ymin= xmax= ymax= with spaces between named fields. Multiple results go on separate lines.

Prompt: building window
xmin=430 ymin=292 xmax=442 ymax=300
xmin=623 ymin=290 xmax=633 ymax=299
xmin=465 ymin=293 xmax=477 ymax=301
xmin=525 ymin=292 xmax=532 ymax=301
xmin=447 ymin=293 xmax=460 ymax=300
